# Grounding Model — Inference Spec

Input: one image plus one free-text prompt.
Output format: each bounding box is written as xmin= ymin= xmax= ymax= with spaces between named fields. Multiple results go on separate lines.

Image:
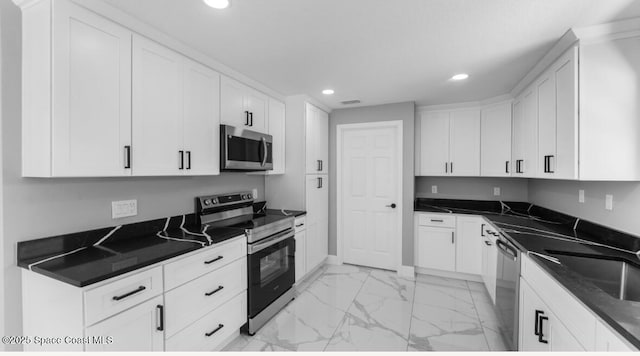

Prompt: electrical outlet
xmin=605 ymin=194 xmax=613 ymax=211
xmin=493 ymin=187 xmax=501 ymax=196
xmin=431 ymin=185 xmax=438 ymax=194
xmin=252 ymin=188 xmax=258 ymax=200
xmin=578 ymin=189 xmax=585 ymax=203
xmin=112 ymin=199 xmax=137 ymax=219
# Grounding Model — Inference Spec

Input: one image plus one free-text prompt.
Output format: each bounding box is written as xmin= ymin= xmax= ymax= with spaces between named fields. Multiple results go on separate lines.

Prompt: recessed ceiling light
xmin=322 ymin=89 xmax=335 ymax=95
xmin=451 ymin=73 xmax=469 ymax=81
xmin=203 ymin=0 xmax=230 ymax=9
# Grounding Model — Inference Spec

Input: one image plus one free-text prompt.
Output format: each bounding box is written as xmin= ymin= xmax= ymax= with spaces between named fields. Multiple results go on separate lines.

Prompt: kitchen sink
xmin=545 ymin=250 xmax=640 ymax=303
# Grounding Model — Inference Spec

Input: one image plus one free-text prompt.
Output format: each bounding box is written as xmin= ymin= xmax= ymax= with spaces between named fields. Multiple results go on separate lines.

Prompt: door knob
xmin=386 ymin=203 xmax=397 ymax=209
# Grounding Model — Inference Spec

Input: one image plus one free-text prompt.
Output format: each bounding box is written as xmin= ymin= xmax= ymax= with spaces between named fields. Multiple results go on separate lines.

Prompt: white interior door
xmin=339 ymin=122 xmax=402 ymax=270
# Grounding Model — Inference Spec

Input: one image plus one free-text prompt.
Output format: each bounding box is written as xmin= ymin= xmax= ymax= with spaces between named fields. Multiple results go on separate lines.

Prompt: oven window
xmin=260 ymin=245 xmax=290 ymax=287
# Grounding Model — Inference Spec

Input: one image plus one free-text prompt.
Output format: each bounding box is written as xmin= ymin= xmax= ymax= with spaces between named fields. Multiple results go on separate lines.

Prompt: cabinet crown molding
xmin=511 ymin=16 xmax=640 ymax=97
xmin=12 ymin=0 xmax=43 ymax=9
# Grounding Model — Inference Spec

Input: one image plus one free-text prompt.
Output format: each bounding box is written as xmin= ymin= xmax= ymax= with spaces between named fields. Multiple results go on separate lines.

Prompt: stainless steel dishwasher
xmin=495 ymin=233 xmax=521 ymax=351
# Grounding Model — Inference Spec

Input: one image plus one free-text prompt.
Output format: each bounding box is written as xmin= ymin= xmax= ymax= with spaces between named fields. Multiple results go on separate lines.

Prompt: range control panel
xmin=197 ymin=191 xmax=254 ymax=211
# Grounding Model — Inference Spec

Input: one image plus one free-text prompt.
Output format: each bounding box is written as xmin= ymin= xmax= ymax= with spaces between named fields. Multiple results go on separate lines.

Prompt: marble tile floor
xmin=224 ymin=264 xmax=510 ymax=352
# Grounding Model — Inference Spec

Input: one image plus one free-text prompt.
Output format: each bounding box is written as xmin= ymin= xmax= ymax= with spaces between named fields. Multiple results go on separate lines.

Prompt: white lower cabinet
xmin=519 ymin=278 xmax=584 ymax=351
xmin=85 ymin=295 xmax=164 ymax=352
xmin=481 ymin=222 xmax=497 ymax=303
xmin=294 ymin=215 xmax=307 ymax=284
xmin=22 ymin=235 xmax=247 ymax=352
xmin=455 ymin=216 xmax=483 ymax=275
xmin=595 ymin=319 xmax=637 ymax=351
xmin=165 ymin=291 xmax=247 ymax=351
xmin=416 ymin=225 xmax=456 ymax=271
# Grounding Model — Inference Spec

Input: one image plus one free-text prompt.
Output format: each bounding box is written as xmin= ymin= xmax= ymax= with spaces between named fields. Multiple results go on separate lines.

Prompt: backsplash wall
xmin=0 ymin=1 xmax=264 ymax=349
xmin=529 ymin=180 xmax=640 ymax=237
xmin=415 ymin=177 xmax=529 ymax=202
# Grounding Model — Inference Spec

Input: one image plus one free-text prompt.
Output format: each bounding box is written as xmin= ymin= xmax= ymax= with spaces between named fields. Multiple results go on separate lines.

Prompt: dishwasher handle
xmin=496 ymin=239 xmax=518 ymax=261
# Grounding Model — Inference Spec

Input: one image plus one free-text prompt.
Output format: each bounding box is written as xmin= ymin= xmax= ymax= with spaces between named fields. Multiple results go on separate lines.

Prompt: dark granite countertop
xmin=415 ymin=198 xmax=640 ymax=349
xmin=18 ymin=214 xmax=246 ymax=287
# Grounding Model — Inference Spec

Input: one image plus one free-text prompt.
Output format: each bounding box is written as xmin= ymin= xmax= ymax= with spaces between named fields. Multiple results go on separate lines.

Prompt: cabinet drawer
xmin=164 ymin=257 xmax=247 ymax=337
xmin=165 ymin=290 xmax=247 ymax=351
xmin=84 ymin=266 xmax=163 ymax=326
xmin=294 ymin=216 xmax=307 ymax=233
xmin=522 ymin=254 xmax=596 ymax=350
xmin=417 ymin=213 xmax=456 ymax=228
xmin=164 ymin=235 xmax=246 ymax=290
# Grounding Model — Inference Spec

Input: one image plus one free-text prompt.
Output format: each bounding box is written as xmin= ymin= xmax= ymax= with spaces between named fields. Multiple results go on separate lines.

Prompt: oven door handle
xmin=248 ymin=229 xmax=294 ymax=254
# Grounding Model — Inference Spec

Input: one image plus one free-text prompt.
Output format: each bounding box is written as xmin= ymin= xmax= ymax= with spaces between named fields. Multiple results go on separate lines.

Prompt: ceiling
xmin=102 ymin=0 xmax=640 ymax=109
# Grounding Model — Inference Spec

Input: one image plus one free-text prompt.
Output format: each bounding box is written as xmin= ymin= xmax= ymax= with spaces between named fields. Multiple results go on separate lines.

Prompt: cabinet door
xmin=519 ymin=279 xmax=552 ymax=352
xmin=481 ymin=102 xmax=512 ymax=177
xmin=316 ymin=109 xmax=330 ymax=174
xmin=294 ymin=229 xmax=307 ymax=283
xmin=595 ymin=320 xmax=636 ymax=351
xmin=246 ymin=89 xmax=268 ymax=133
xmin=132 ymin=35 xmax=183 ymax=176
xmin=537 ymin=72 xmax=556 ymax=177
xmin=419 ymin=111 xmax=450 ymax=175
xmin=52 ymin=1 xmax=132 ymax=176
xmin=449 ymin=109 xmax=481 ymax=176
xmin=85 ymin=295 xmax=164 ymax=351
xmin=268 ymin=99 xmax=286 ymax=175
xmin=305 ymin=222 xmax=327 ymax=272
xmin=521 ymin=88 xmax=538 ymax=177
xmin=511 ymin=97 xmax=524 ymax=176
xmin=554 ymin=48 xmax=578 ymax=180
xmin=305 ymin=104 xmax=329 ymax=174
xmin=305 ymin=175 xmax=329 ymax=225
xmin=455 ymin=217 xmax=483 ymax=275
xmin=416 ymin=226 xmax=456 ymax=271
xmin=183 ymin=59 xmax=220 ymax=175
xmin=220 ymin=76 xmax=249 ymax=128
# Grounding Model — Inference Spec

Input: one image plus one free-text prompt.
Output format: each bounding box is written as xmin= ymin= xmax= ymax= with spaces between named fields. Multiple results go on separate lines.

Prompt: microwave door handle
xmin=261 ymin=137 xmax=268 ymax=167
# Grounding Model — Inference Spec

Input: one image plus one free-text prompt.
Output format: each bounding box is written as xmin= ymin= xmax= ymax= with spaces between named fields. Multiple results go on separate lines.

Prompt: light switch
xmin=578 ymin=189 xmax=585 ymax=203
xmin=605 ymin=194 xmax=613 ymax=211
xmin=112 ymin=199 xmax=137 ymax=219
xmin=431 ymin=185 xmax=438 ymax=194
xmin=493 ymin=187 xmax=501 ymax=196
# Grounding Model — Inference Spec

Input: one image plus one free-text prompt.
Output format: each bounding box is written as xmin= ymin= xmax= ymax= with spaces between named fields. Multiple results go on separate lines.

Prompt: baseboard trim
xmin=326 ymin=255 xmax=343 ymax=265
xmin=414 ymin=266 xmax=483 ymax=282
xmin=396 ymin=265 xmax=416 ymax=281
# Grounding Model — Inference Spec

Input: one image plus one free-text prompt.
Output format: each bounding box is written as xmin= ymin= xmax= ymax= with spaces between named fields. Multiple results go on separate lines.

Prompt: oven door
xmin=221 ymin=125 xmax=273 ymax=171
xmin=247 ymin=231 xmax=295 ymax=318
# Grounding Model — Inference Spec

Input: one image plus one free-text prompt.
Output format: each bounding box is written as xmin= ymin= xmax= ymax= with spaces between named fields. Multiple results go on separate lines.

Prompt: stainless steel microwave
xmin=220 ymin=125 xmax=273 ymax=171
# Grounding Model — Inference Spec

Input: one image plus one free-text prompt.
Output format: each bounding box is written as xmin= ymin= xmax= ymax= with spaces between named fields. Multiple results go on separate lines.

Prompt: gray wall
xmin=1 ymin=1 xmax=264 ymax=347
xmin=529 ymin=180 xmax=640 ymax=236
xmin=329 ymin=102 xmax=415 ymax=266
xmin=416 ymin=177 xmax=529 ymax=201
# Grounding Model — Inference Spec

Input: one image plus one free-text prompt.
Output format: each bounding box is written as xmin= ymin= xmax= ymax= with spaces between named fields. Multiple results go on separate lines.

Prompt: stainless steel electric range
xmin=196 ymin=191 xmax=296 ymax=335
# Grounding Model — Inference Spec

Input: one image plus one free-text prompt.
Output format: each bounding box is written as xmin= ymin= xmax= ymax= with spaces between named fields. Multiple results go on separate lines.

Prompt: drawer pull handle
xmin=430 ymin=219 xmax=444 ymax=222
xmin=205 ymin=324 xmax=224 ymax=337
xmin=112 ymin=286 xmax=146 ymax=301
xmin=204 ymin=256 xmax=223 ymax=265
xmin=205 ymin=285 xmax=224 ymax=296
xmin=484 ymin=240 xmax=493 ymax=246
xmin=295 ymin=223 xmax=305 ymax=227
xmin=156 ymin=304 xmax=164 ymax=331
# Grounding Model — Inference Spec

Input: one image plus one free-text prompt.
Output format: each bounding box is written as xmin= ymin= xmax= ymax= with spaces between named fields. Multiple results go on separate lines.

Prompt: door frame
xmin=336 ymin=120 xmax=403 ymax=271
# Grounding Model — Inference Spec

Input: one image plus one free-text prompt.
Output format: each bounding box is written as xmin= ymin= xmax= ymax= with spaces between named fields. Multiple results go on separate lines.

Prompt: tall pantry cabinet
xmin=266 ymin=96 xmax=329 ymax=282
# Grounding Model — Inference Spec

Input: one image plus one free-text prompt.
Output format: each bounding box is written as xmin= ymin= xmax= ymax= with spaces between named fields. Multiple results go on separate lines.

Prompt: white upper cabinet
xmin=449 ymin=109 xmax=481 ymax=176
xmin=132 ymin=35 xmax=184 ymax=176
xmin=267 ymin=99 xmax=286 ymax=175
xmin=182 ymin=59 xmax=221 ymax=176
xmin=480 ymin=102 xmax=512 ymax=176
xmin=22 ymin=0 xmax=133 ymax=177
xmin=511 ymin=88 xmax=538 ymax=177
xmin=536 ymin=47 xmax=578 ymax=179
xmin=220 ymin=76 xmax=267 ymax=133
xmin=419 ymin=111 xmax=450 ymax=175
xmin=132 ymin=35 xmax=220 ymax=176
xmin=418 ymin=109 xmax=480 ymax=176
xmin=305 ymin=103 xmax=329 ymax=174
